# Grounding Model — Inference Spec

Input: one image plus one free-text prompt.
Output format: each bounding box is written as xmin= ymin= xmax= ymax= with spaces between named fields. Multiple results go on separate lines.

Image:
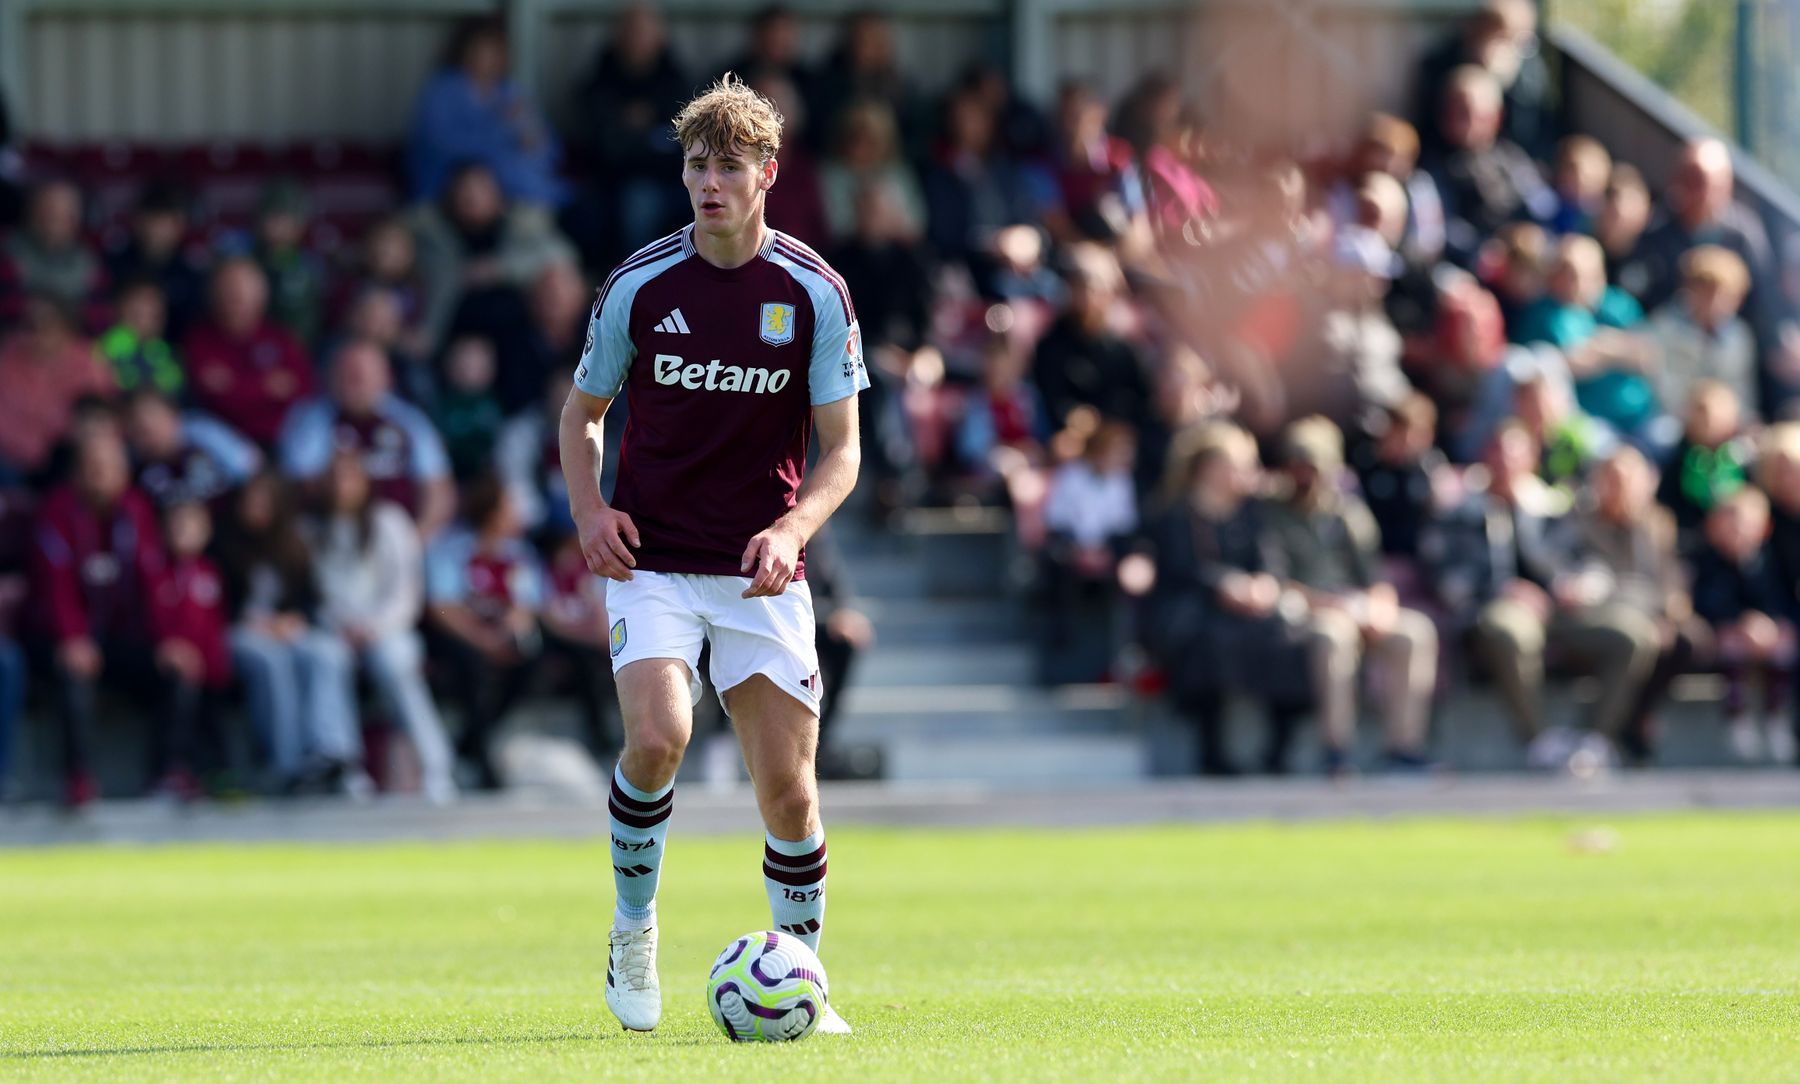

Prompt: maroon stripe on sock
xmin=763 ymin=842 xmax=826 ymax=869
xmin=610 ymin=780 xmax=673 ymax=813
xmin=763 ymin=859 xmax=827 ymax=886
xmin=609 ymin=800 xmax=672 ymax=830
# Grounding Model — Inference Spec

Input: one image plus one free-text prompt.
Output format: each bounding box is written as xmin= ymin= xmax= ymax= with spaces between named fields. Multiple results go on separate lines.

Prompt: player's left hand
xmin=741 ymin=525 xmax=802 ymax=598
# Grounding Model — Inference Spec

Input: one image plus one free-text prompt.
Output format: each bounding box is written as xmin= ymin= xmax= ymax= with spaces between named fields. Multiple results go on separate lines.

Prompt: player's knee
xmin=761 ymin=777 xmax=817 ymax=839
xmin=624 ymin=722 xmax=689 ymax=774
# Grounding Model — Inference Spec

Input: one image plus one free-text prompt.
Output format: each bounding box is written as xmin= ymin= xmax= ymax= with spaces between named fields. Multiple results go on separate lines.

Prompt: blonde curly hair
xmin=672 ymin=75 xmax=784 ymax=163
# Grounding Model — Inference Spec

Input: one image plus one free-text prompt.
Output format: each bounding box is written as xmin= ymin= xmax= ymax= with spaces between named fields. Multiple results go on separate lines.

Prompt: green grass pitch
xmin=4 ymin=812 xmax=1799 ymax=1082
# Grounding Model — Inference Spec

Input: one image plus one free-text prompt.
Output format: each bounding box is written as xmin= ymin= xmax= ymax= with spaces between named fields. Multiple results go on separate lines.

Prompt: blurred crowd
xmin=0 ymin=0 xmax=1796 ymax=804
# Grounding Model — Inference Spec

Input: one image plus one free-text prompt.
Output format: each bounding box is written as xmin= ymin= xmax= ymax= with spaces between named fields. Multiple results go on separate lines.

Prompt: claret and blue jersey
xmin=573 ymin=225 xmax=869 ymax=579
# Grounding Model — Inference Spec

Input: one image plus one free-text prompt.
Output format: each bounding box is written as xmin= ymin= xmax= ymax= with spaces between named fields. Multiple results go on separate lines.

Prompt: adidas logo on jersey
xmin=653 ymin=353 xmax=792 ymax=394
xmin=653 ymin=308 xmax=691 ymax=334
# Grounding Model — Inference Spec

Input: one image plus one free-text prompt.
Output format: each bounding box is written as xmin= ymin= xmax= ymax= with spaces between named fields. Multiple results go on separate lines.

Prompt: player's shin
xmin=609 ymin=765 xmax=674 ymax=928
xmin=764 ymin=828 xmax=827 ymax=953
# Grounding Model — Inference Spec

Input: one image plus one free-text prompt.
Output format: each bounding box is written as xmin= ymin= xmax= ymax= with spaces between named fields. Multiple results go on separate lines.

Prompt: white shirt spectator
xmin=1043 ymin=461 xmax=1137 ymax=549
xmin=310 ymin=501 xmax=425 ymax=639
xmin=1647 ymin=303 xmax=1757 ymax=417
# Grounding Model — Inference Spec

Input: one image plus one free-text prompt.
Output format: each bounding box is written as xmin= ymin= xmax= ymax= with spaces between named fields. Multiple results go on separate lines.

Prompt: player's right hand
xmin=578 ymin=505 xmax=640 ymax=581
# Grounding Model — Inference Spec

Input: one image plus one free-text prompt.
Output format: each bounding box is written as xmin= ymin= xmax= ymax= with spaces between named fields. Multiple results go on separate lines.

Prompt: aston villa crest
xmin=759 ymin=302 xmax=795 ymax=346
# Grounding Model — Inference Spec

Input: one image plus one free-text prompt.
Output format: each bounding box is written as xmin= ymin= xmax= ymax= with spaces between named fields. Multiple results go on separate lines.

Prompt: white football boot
xmin=815 ymin=1002 xmax=852 ymax=1035
xmin=606 ymin=924 xmax=661 ymax=1031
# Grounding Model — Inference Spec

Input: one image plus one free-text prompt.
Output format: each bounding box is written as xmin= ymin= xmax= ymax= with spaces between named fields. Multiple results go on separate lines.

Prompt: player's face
xmin=683 ymin=143 xmax=775 ymax=237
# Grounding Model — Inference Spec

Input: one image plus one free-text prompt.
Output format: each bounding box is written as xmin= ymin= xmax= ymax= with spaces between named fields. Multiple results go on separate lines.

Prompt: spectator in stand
xmin=1758 ymin=421 xmax=1800 ymax=631
xmin=1262 ymin=417 xmax=1439 ymax=774
xmin=923 ymin=89 xmax=1056 ymax=286
xmin=1655 ymin=380 xmax=1752 ymax=554
xmin=336 ymin=218 xmax=430 ymax=360
xmin=1045 ymin=81 xmax=1147 ymax=247
xmin=425 ymin=475 xmax=546 ymax=790
xmin=1481 ymin=221 xmax=1547 ymax=332
xmin=1137 ymin=345 xmax=1239 ymax=498
xmin=1415 ymin=0 xmax=1554 ymax=160
xmin=1513 ymin=366 xmax=1613 ymax=497
xmin=214 ymin=469 xmax=361 ymax=796
xmin=723 ymin=4 xmax=812 ymax=100
xmin=750 ymin=73 xmax=830 ymax=248
xmin=958 ymin=62 xmax=1052 ymax=163
xmin=1424 ymin=65 xmax=1554 ymax=268
xmin=1031 ymin=244 xmax=1153 ymax=433
xmin=495 ymin=260 xmax=591 ymax=415
xmin=572 ymin=1 xmax=692 ymax=259
xmin=1549 ymin=448 xmax=1690 ymax=761
xmin=809 ymin=10 xmax=920 ymax=152
xmin=497 ymin=370 xmax=580 ymax=537
xmin=410 ymin=162 xmax=578 ymax=357
xmin=124 ymin=387 xmax=261 ymax=510
xmin=183 ymin=257 xmax=316 ymax=448
xmin=0 ymin=296 xmax=114 ymax=483
xmin=1330 ymin=114 xmax=1446 ymax=272
xmin=249 ymin=179 xmax=326 ymax=349
xmin=1117 ymin=74 xmax=1219 ymax=244
xmin=29 ymin=425 xmax=191 ymax=807
xmin=539 ymin=526 xmax=619 ymax=761
xmin=1626 ymin=138 xmax=1773 ymax=330
xmin=1352 ymin=393 xmax=1450 ymax=571
xmin=1410 ymin=278 xmax=1516 ymax=461
xmin=338 ymin=285 xmax=435 ymax=409
xmin=988 ymin=224 xmax=1066 ymax=307
xmin=802 ymin=524 xmax=873 ymax=773
xmin=1548 ymin=135 xmax=1610 ymax=237
xmin=1133 ymin=423 xmax=1312 ymax=775
xmin=0 ymin=179 xmax=110 ymax=330
xmin=278 ymin=339 xmax=455 ymax=539
xmin=1427 ymin=421 xmax=1571 ymax=734
xmin=103 ymin=179 xmax=207 ymax=342
xmin=1312 ymin=223 xmax=1411 ymax=422
xmin=98 ymin=278 xmax=183 ymax=399
xmin=831 ymin=180 xmax=932 ymax=354
xmin=820 ymin=100 xmax=925 ymax=245
xmin=959 ymin=332 xmax=1050 ymax=492
xmin=1512 ymin=234 xmax=1660 ymax=449
xmin=1040 ymin=421 xmax=1138 ymax=677
xmin=309 ymin=450 xmax=457 ymax=803
xmin=1596 ymin=163 xmax=1654 ymax=297
xmin=1353 ymin=171 xmax=1436 ymax=337
xmin=433 ymin=335 xmax=505 ymax=480
xmin=1646 ymin=245 xmax=1758 ymax=420
xmin=147 ymin=500 xmax=232 ymax=800
xmin=408 ymin=16 xmax=565 ymax=208
xmin=1690 ymin=486 xmax=1798 ymax=764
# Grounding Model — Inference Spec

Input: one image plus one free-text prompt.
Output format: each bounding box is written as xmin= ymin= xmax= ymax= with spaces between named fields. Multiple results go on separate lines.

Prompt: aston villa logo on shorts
xmin=759 ymin=302 xmax=796 ymax=346
xmin=610 ymin=618 xmax=627 ymax=658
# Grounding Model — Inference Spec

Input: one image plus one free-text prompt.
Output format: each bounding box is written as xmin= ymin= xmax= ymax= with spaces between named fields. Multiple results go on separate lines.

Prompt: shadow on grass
xmin=4 ymin=1030 xmax=727 ymax=1060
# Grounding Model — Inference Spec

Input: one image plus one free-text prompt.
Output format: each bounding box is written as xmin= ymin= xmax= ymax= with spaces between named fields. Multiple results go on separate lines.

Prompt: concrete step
xmin=854 ymin=643 xmax=1034 ymax=686
xmin=834 ymin=682 xmax=1129 ymax=741
xmin=859 ymin=597 xmax=1023 ymax=645
xmin=879 ymin=733 xmax=1147 ymax=785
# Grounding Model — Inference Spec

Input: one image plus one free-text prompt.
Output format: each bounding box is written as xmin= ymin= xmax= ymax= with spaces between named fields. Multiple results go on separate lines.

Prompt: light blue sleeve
xmin=807 ymin=285 xmax=870 ymax=406
xmin=573 ymin=283 xmax=635 ymax=399
xmin=182 ymin=412 xmax=262 ymax=482
xmin=276 ymin=400 xmax=334 ymax=479
xmin=424 ymin=533 xmax=471 ymax=604
xmin=392 ymin=400 xmax=451 ymax=480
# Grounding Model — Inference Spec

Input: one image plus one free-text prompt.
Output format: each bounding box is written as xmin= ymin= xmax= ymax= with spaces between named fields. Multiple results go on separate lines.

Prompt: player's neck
xmin=692 ymin=215 xmax=768 ymax=271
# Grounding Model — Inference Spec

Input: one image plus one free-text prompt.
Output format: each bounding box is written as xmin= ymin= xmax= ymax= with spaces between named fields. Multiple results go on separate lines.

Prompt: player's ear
xmin=761 ymin=156 xmax=779 ymax=191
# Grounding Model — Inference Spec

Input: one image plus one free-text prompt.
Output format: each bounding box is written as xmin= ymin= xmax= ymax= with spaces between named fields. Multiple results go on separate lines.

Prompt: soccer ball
xmin=706 ymin=930 xmax=829 ymax=1042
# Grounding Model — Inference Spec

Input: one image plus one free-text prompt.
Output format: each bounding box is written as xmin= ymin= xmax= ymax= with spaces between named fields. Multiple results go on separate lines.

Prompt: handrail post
xmin=1734 ymin=0 xmax=1757 ymax=156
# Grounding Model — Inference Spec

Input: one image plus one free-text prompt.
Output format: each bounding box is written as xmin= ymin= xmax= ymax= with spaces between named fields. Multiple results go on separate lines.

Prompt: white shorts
xmin=605 ymin=571 xmax=822 ymax=716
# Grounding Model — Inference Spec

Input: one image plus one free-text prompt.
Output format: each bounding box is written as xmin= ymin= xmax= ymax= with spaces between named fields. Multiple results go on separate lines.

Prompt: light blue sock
xmin=764 ymin=828 xmax=827 ymax=953
xmin=609 ymin=765 xmax=673 ymax=927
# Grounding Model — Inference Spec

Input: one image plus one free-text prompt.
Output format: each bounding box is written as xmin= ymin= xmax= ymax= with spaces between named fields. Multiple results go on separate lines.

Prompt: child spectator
xmin=1514 ymin=367 xmax=1612 ymax=497
xmin=1513 ymin=234 xmax=1658 ymax=447
xmin=1646 ymin=244 xmax=1757 ymax=421
xmin=425 ymin=475 xmax=545 ymax=790
xmin=30 ymin=426 xmax=184 ymax=806
xmin=104 ymin=179 xmax=207 ymax=342
xmin=148 ymin=500 xmax=232 ymax=800
xmin=309 ymin=450 xmax=456 ymax=803
xmin=183 ymin=257 xmax=317 ymax=447
xmin=0 ymin=179 xmax=110 ymax=330
xmin=124 ymin=387 xmax=261 ymax=510
xmin=1353 ymin=393 xmax=1448 ymax=568
xmin=433 ymin=335 xmax=505 ymax=480
xmin=1759 ymin=423 xmax=1800 ymax=640
xmin=214 ymin=470 xmax=360 ymax=796
xmin=1039 ymin=421 xmax=1138 ymax=683
xmin=1691 ymin=487 xmax=1797 ymax=764
xmin=252 ymin=179 xmax=326 ymax=349
xmin=98 ymin=278 xmax=183 ymax=399
xmin=1597 ymin=163 xmax=1653 ymax=297
xmin=539 ymin=528 xmax=618 ymax=761
xmin=1482 ymin=221 xmax=1548 ymax=332
xmin=336 ymin=218 xmax=430 ymax=357
xmin=0 ymin=295 xmax=114 ymax=482
xmin=1656 ymin=381 xmax=1752 ymax=553
xmin=1548 ymin=134 xmax=1610 ymax=236
xmin=340 ymin=285 xmax=434 ymax=408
